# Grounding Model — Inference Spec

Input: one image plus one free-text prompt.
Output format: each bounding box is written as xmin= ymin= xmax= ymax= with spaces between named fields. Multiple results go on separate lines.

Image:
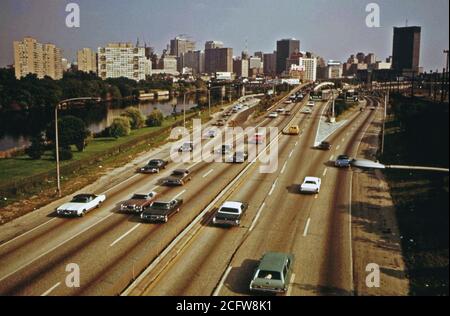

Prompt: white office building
xmin=98 ymin=43 xmax=151 ymax=81
xmin=299 ymin=57 xmax=317 ymax=82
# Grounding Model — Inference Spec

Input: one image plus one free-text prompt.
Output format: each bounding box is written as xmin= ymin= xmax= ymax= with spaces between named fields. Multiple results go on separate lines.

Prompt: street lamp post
xmin=54 ymin=97 xmax=100 ymax=198
xmin=381 ymin=91 xmax=389 ymax=155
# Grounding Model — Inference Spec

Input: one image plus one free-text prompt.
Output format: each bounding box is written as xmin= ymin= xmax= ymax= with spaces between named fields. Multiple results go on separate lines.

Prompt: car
xmin=226 ymin=151 xmax=248 ymax=163
xmin=268 ymin=112 xmax=279 ymax=118
xmin=249 ymin=252 xmax=294 ymax=294
xmin=276 ymin=108 xmax=285 ymax=113
xmin=56 ymin=194 xmax=106 ymax=217
xmin=178 ymin=142 xmax=194 ymax=153
xmin=161 ymin=169 xmax=192 ymax=186
xmin=137 ymin=159 xmax=168 ymax=174
xmin=286 ymin=125 xmax=300 ymax=135
xmin=335 ymin=155 xmax=352 ymax=168
xmin=282 ymin=110 xmax=292 ymax=116
xmin=204 ymin=129 xmax=218 ymax=139
xmin=307 ymin=101 xmax=315 ymax=107
xmin=317 ymin=141 xmax=332 ymax=150
xmin=214 ymin=144 xmax=233 ymax=156
xmin=120 ymin=191 xmax=157 ymax=213
xmin=284 ymin=100 xmax=293 ymax=104
xmin=302 ymin=107 xmax=312 ymax=114
xmin=250 ymin=133 xmax=265 ymax=145
xmin=300 ymin=177 xmax=322 ymax=194
xmin=212 ymin=201 xmax=248 ymax=226
xmin=216 ymin=119 xmax=226 ymax=126
xmin=140 ymin=199 xmax=183 ymax=223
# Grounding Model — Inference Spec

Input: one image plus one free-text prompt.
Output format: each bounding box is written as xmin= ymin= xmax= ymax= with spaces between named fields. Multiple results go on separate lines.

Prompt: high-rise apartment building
xmin=77 ymin=48 xmax=97 ymax=73
xmin=392 ymin=26 xmax=421 ymax=74
xmin=13 ymin=37 xmax=64 ymax=80
xmin=299 ymin=57 xmax=317 ymax=82
xmin=276 ymin=39 xmax=300 ymax=75
xmin=205 ymin=46 xmax=233 ymax=74
xmin=98 ymin=43 xmax=151 ymax=81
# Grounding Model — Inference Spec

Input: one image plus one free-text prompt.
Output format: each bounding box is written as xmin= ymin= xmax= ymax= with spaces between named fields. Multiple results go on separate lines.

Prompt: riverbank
xmin=381 ymin=94 xmax=449 ymax=295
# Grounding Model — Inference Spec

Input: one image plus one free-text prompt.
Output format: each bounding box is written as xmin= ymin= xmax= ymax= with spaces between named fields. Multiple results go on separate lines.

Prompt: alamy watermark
xmin=365 ymin=3 xmax=381 ymax=28
xmin=65 ymin=3 xmax=80 ymax=28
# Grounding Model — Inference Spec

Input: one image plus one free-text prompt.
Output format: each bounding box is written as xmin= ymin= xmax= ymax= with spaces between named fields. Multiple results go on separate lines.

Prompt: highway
xmin=124 ymin=97 xmax=380 ymax=296
xmin=0 ymin=85 xmax=311 ymax=296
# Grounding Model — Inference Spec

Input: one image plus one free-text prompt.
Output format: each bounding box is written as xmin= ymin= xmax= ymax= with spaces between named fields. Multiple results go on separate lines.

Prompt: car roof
xmin=74 ymin=194 xmax=95 ymax=198
xmin=258 ymin=252 xmax=293 ymax=271
xmin=221 ymin=201 xmax=243 ymax=209
xmin=305 ymin=177 xmax=320 ymax=182
xmin=174 ymin=169 xmax=188 ymax=173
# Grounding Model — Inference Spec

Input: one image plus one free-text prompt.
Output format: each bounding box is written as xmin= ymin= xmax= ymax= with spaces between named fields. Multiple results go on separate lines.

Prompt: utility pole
xmin=55 ymin=105 xmax=61 ymax=198
xmin=208 ymin=87 xmax=211 ymax=117
xmin=183 ymin=92 xmax=186 ymax=128
xmin=381 ymin=91 xmax=389 ymax=155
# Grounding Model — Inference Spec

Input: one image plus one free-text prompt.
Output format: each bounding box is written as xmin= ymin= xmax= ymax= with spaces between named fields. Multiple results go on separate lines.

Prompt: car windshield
xmin=172 ymin=170 xmax=186 ymax=176
xmin=338 ymin=156 xmax=349 ymax=160
xmin=219 ymin=207 xmax=239 ymax=214
xmin=152 ymin=202 xmax=170 ymax=209
xmin=148 ymin=161 xmax=160 ymax=166
xmin=132 ymin=194 xmax=148 ymax=200
xmin=305 ymin=181 xmax=316 ymax=185
xmin=257 ymin=270 xmax=282 ymax=280
xmin=71 ymin=196 xmax=91 ymax=203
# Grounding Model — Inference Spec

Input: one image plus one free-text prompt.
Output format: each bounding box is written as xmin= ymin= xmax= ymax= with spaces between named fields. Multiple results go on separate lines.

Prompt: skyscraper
xmin=170 ymin=37 xmax=196 ymax=57
xmin=205 ymin=46 xmax=233 ymax=74
xmin=276 ymin=39 xmax=300 ymax=75
xmin=392 ymin=26 xmax=421 ymax=74
xmin=13 ymin=37 xmax=64 ymax=80
xmin=263 ymin=51 xmax=277 ymax=76
xmin=77 ymin=48 xmax=97 ymax=74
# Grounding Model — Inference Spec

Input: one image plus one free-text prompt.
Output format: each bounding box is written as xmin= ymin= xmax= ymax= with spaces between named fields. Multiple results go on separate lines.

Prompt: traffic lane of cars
xmin=218 ymin=103 xmax=374 ymax=296
xmin=139 ymin=118 xmax=314 ymax=296
xmin=0 ymin=95 xmax=310 ymax=294
xmin=0 ymin=160 xmax=246 ymax=296
xmin=138 ymin=101 xmax=327 ymax=296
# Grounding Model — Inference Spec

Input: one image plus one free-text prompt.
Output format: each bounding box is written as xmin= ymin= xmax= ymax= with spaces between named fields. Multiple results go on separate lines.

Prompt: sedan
xmin=140 ymin=199 xmax=183 ymax=223
xmin=138 ymin=159 xmax=168 ymax=174
xmin=300 ymin=177 xmax=322 ymax=194
xmin=335 ymin=155 xmax=352 ymax=168
xmin=56 ymin=194 xmax=106 ymax=217
xmin=317 ymin=141 xmax=332 ymax=151
xmin=268 ymin=112 xmax=279 ymax=118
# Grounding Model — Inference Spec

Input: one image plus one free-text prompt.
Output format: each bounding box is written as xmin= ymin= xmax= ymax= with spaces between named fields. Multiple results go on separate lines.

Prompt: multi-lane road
xmin=0 ymin=86 xmax=382 ymax=296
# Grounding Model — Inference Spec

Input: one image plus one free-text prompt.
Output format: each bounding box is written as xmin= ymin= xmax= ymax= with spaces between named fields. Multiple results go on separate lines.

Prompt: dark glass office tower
xmin=392 ymin=26 xmax=421 ymax=74
xmin=276 ymin=39 xmax=300 ymax=75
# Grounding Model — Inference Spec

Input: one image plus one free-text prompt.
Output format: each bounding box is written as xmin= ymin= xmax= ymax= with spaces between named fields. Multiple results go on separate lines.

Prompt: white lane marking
xmin=110 ymin=223 xmax=141 ymax=247
xmin=289 ymin=150 xmax=294 ymax=158
xmin=281 ymin=162 xmax=288 ymax=174
xmin=104 ymin=174 xmax=140 ymax=194
xmin=287 ymin=273 xmax=296 ymax=296
xmin=330 ymin=155 xmax=335 ymax=161
xmin=295 ymin=141 xmax=299 ymax=147
xmin=315 ymin=195 xmax=318 ymax=200
xmin=40 ymin=282 xmax=61 ymax=296
xmin=0 ymin=213 xmax=115 ymax=282
xmin=268 ymin=179 xmax=278 ymax=196
xmin=336 ymin=145 xmax=341 ymax=150
xmin=172 ymin=190 xmax=186 ymax=201
xmin=249 ymin=203 xmax=266 ymax=232
xmin=323 ymin=168 xmax=328 ymax=177
xmin=342 ymin=138 xmax=345 ymax=143
xmin=202 ymin=169 xmax=214 ymax=178
xmin=213 ymin=266 xmax=232 ymax=296
xmin=0 ymin=218 xmax=57 ymax=249
xmin=303 ymin=218 xmax=312 ymax=237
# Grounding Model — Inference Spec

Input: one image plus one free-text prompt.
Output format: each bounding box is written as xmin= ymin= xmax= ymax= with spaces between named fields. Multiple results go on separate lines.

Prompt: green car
xmin=249 ymin=252 xmax=294 ymax=294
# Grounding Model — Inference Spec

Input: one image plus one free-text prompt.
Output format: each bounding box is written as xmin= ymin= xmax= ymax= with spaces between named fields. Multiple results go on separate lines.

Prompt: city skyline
xmin=0 ymin=0 xmax=449 ymax=72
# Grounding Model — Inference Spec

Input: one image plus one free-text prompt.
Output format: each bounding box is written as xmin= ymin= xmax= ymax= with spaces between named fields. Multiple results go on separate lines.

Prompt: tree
xmin=109 ymin=117 xmax=131 ymax=138
xmin=122 ymin=106 xmax=145 ymax=129
xmin=25 ymin=134 xmax=45 ymax=160
xmin=52 ymin=146 xmax=73 ymax=161
xmin=46 ymin=115 xmax=90 ymax=152
xmin=146 ymin=109 xmax=164 ymax=127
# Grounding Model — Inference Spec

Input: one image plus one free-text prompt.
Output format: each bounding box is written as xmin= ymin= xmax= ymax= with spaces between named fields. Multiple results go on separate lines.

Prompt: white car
xmin=204 ymin=129 xmax=218 ymax=139
xmin=300 ymin=177 xmax=322 ymax=194
xmin=307 ymin=101 xmax=315 ymax=107
xmin=276 ymin=108 xmax=285 ymax=113
xmin=268 ymin=112 xmax=279 ymax=118
xmin=178 ymin=142 xmax=194 ymax=152
xmin=212 ymin=201 xmax=248 ymax=226
xmin=57 ymin=194 xmax=106 ymax=217
xmin=302 ymin=107 xmax=312 ymax=114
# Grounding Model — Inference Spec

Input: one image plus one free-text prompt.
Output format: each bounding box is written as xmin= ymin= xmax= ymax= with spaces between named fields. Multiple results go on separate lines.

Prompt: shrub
xmin=109 ymin=117 xmax=131 ymax=138
xmin=122 ymin=107 xmax=145 ymax=129
xmin=52 ymin=146 xmax=73 ymax=161
xmin=25 ymin=136 xmax=45 ymax=160
xmin=146 ymin=109 xmax=164 ymax=127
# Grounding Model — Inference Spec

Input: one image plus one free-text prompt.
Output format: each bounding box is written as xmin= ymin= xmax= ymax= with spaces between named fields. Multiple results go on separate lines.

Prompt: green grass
xmin=0 ymin=118 xmax=176 ymax=185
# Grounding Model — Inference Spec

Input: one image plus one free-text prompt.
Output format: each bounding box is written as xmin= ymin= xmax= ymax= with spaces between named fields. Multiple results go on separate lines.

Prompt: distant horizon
xmin=1 ymin=0 xmax=449 ymax=72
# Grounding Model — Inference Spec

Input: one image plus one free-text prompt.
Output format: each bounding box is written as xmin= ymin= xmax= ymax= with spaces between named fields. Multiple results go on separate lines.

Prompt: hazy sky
xmin=1 ymin=0 xmax=449 ymax=71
